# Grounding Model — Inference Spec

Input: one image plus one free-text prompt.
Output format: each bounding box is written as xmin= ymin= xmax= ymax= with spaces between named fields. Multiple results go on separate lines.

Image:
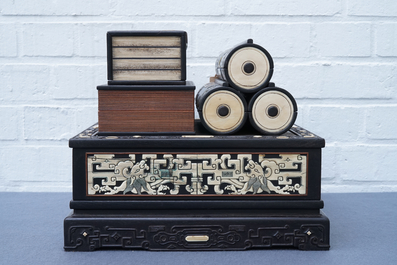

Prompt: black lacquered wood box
xmin=64 ymin=122 xmax=330 ymax=251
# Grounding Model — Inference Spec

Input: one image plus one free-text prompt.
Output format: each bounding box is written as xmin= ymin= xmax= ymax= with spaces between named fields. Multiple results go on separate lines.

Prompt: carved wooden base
xmin=64 ymin=210 xmax=330 ymax=251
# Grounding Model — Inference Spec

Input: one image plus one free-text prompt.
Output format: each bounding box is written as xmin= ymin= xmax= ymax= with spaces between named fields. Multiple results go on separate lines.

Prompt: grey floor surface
xmin=0 ymin=192 xmax=396 ymax=265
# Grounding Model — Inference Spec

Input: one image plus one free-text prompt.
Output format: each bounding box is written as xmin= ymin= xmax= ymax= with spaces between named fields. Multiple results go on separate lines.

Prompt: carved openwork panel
xmin=86 ymin=153 xmax=308 ymax=196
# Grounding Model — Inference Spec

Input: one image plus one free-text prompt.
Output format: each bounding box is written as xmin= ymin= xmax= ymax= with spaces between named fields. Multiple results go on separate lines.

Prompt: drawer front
xmin=98 ymin=110 xmax=194 ymax=133
xmin=98 ymin=90 xmax=194 ymax=111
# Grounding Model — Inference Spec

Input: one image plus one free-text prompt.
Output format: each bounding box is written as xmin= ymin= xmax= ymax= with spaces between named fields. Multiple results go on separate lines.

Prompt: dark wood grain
xmin=98 ymin=90 xmax=194 ymax=111
xmin=98 ymin=110 xmax=194 ymax=133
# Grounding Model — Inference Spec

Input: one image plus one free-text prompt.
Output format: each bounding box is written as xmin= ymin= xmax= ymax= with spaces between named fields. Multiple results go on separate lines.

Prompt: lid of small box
xmin=107 ymin=30 xmax=187 ymax=42
xmin=97 ymin=81 xmax=195 ymax=91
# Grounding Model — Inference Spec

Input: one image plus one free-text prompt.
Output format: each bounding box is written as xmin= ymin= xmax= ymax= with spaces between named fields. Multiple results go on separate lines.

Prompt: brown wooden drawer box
xmin=97 ymin=82 xmax=195 ymax=135
xmin=107 ymin=31 xmax=188 ymax=85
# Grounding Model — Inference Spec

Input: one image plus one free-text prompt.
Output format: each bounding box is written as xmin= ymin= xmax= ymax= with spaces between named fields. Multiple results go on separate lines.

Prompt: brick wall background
xmin=1 ymin=0 xmax=396 ymax=192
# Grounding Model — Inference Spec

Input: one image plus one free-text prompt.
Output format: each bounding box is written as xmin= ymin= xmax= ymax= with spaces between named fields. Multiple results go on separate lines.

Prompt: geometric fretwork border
xmin=87 ymin=153 xmax=308 ymax=196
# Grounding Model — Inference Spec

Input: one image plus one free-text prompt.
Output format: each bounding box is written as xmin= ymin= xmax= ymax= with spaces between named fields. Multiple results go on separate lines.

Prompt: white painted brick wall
xmin=0 ymin=23 xmax=17 ymax=57
xmin=23 ymin=106 xmax=76 ymax=140
xmin=2 ymin=64 xmax=52 ymax=101
xmin=314 ymin=23 xmax=371 ymax=57
xmin=196 ymin=23 xmax=252 ymax=56
xmin=22 ymin=23 xmax=76 ymax=57
xmin=0 ymin=0 xmax=396 ymax=193
xmin=366 ymin=106 xmax=397 ymax=139
xmin=347 ymin=0 xmax=397 ymax=16
xmin=52 ymin=64 xmax=104 ymax=99
xmin=0 ymin=107 xmax=21 ymax=140
xmin=230 ymin=0 xmax=342 ymax=16
xmin=375 ymin=23 xmax=397 ymax=56
xmin=113 ymin=0 xmax=226 ymax=16
xmin=252 ymin=23 xmax=312 ymax=58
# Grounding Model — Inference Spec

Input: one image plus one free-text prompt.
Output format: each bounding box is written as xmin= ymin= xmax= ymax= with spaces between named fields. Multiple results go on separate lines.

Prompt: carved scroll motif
xmin=87 ymin=153 xmax=307 ymax=196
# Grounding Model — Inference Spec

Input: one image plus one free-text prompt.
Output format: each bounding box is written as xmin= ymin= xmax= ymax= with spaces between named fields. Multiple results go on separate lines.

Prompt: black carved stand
xmin=64 ymin=121 xmax=330 ymax=251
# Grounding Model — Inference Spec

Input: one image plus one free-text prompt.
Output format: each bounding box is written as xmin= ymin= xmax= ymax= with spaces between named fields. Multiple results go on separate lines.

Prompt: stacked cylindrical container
xmin=196 ymin=39 xmax=298 ymax=135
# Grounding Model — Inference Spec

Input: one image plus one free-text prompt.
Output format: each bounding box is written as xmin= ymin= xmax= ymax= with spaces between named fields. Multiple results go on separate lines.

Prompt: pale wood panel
xmin=112 ymin=36 xmax=181 ymax=47
xmin=228 ymin=47 xmax=271 ymax=90
xmin=251 ymin=90 xmax=295 ymax=133
xmin=98 ymin=90 xmax=194 ymax=111
xmin=98 ymin=110 xmax=194 ymax=133
xmin=112 ymin=69 xmax=181 ymax=80
xmin=112 ymin=47 xmax=181 ymax=58
xmin=202 ymin=90 xmax=246 ymax=133
xmin=112 ymin=59 xmax=181 ymax=70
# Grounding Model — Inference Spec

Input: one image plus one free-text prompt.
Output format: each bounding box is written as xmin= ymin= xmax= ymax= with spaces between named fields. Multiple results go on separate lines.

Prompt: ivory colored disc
xmin=202 ymin=90 xmax=245 ymax=133
xmin=227 ymin=47 xmax=271 ymax=90
xmin=251 ymin=90 xmax=295 ymax=134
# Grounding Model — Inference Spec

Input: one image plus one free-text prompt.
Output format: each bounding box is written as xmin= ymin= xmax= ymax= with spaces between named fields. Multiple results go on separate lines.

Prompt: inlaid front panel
xmin=86 ymin=153 xmax=308 ymax=196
